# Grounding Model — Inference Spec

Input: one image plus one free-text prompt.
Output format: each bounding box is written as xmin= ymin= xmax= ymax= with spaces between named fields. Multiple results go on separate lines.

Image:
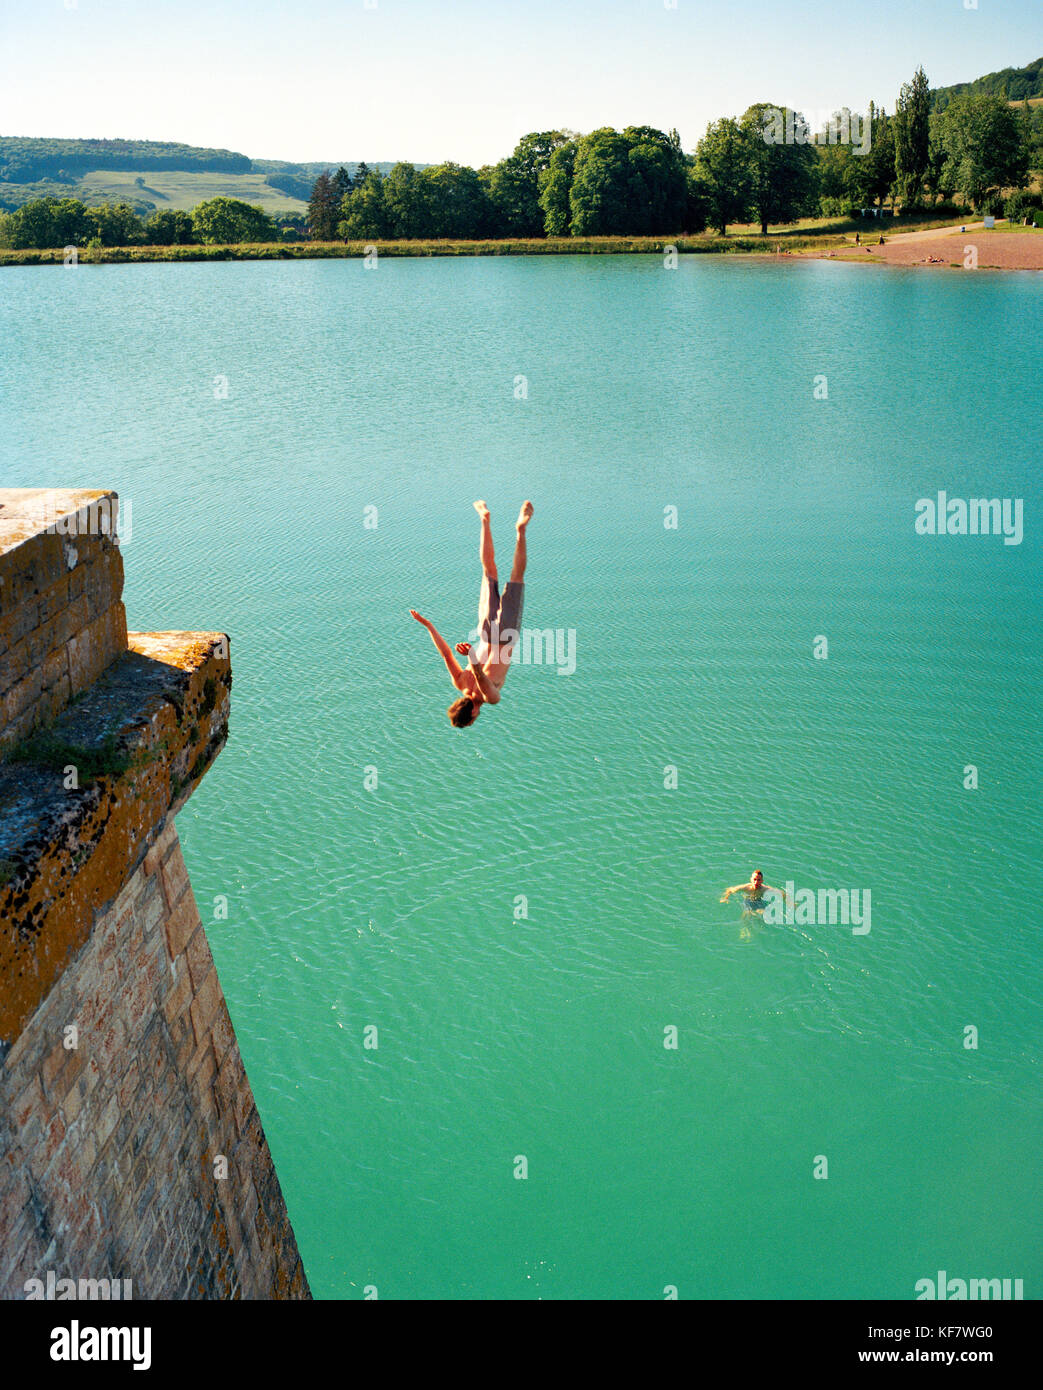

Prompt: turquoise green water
xmin=2 ymin=256 xmax=1040 ymax=1299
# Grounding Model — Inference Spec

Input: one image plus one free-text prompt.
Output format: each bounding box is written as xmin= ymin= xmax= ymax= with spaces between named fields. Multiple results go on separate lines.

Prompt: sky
xmin=0 ymin=0 xmax=1040 ymax=165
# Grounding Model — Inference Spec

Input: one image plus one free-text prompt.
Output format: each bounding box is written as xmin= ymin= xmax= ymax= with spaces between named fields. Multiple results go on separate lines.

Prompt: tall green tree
xmin=939 ymin=93 xmax=1029 ymax=209
xmin=419 ymin=162 xmax=495 ymax=238
xmin=894 ymin=66 xmax=931 ymax=207
xmin=869 ymin=107 xmax=897 ymax=207
xmin=621 ymin=126 xmax=688 ymax=233
xmin=539 ymin=140 xmax=578 ymax=235
xmin=844 ymin=104 xmax=896 ymax=209
xmin=307 ymin=172 xmax=339 ymax=240
xmin=382 ymin=162 xmax=433 ymax=238
xmin=923 ymin=112 xmax=956 ymax=203
xmin=814 ymin=114 xmax=857 ymax=212
xmin=566 ymin=126 xmax=689 ymax=236
xmin=142 ymin=209 xmax=195 ymax=244
xmin=1018 ymin=100 xmax=1043 ymax=182
xmin=683 ymin=166 xmax=709 ymax=233
xmin=741 ymin=104 xmax=819 ymax=233
xmin=568 ymin=128 xmax=635 ymax=235
xmin=487 ymin=131 xmax=570 ymax=237
xmin=191 ymin=197 xmax=277 ymax=244
xmin=331 ymin=166 xmax=353 ymax=205
xmin=695 ymin=118 xmax=753 ymax=234
xmin=337 ymin=169 xmax=388 ymax=239
xmin=84 ymin=201 xmax=141 ymax=246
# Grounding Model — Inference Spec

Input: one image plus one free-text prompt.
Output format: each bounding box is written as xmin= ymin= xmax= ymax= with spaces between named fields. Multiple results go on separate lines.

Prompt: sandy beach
xmin=805 ymin=221 xmax=1043 ymax=270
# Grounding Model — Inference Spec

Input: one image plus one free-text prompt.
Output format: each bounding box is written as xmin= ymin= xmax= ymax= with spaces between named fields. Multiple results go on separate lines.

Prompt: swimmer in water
xmin=410 ymin=499 xmax=533 ymax=728
xmin=720 ymin=869 xmax=789 ymax=912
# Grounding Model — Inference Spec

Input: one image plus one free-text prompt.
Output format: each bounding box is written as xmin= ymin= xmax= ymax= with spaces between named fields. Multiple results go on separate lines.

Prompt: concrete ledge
xmin=0 ymin=632 xmax=231 ymax=1044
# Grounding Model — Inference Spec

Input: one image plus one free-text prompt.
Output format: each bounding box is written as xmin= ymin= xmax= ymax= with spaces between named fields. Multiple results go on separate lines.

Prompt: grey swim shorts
xmin=478 ymin=573 xmax=524 ymax=645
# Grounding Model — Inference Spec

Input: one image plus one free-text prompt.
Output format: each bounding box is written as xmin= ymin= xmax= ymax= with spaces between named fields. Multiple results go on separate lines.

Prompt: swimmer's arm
xmin=720 ymin=882 xmax=752 ymax=903
xmin=410 ymin=611 xmax=468 ymax=691
xmin=763 ymin=883 xmax=787 ymax=901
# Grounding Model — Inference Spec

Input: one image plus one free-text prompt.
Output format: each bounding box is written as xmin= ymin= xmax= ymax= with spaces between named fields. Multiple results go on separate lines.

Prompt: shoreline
xmin=0 ymin=234 xmax=840 ymax=266
xmin=2 ymin=224 xmax=1041 ymax=270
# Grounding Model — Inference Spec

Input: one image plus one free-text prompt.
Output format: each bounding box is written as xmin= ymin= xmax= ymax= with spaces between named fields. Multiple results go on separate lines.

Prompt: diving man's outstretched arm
xmin=410 ymin=610 xmax=469 ymax=692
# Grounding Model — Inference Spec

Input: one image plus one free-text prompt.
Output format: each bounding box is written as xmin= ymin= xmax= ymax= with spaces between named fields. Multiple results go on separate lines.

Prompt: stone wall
xmin=0 ymin=489 xmax=127 ymax=757
xmin=0 ymin=820 xmax=307 ymax=1298
xmin=0 ymin=489 xmax=309 ymax=1300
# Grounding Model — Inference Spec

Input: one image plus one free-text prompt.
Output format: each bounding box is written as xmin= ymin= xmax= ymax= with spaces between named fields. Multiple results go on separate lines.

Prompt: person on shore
xmin=410 ymin=500 xmax=533 ymax=728
xmin=720 ymin=870 xmax=789 ymax=914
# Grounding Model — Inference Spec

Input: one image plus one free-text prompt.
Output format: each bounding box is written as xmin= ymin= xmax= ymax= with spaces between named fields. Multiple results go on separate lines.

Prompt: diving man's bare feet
xmin=516 ymin=500 xmax=533 ymax=530
xmin=474 ymin=500 xmax=490 ymax=519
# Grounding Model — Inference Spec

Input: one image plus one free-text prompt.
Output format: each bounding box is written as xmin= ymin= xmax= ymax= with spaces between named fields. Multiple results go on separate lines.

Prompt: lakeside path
xmin=801 ymin=221 xmax=1043 ymax=271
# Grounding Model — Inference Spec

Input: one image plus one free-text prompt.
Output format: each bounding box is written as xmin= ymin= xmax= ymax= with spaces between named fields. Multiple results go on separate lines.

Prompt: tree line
xmin=1 ymin=69 xmax=1040 ymax=250
xmin=310 ymin=72 xmax=1039 ymax=241
xmin=0 ymin=197 xmax=303 ymax=251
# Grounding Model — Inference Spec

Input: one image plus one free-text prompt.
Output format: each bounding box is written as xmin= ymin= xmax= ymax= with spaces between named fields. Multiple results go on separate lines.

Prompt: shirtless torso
xmin=720 ymin=871 xmax=788 ymax=908
xmin=457 ymin=635 xmax=514 ymax=705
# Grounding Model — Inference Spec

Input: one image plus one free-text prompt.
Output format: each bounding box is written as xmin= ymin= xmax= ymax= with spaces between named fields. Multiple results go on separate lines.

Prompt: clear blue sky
xmin=1 ymin=0 xmax=1039 ymax=164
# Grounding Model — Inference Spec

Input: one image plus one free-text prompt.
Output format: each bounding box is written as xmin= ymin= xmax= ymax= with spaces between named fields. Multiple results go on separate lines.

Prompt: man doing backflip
xmin=410 ymin=499 xmax=533 ymax=728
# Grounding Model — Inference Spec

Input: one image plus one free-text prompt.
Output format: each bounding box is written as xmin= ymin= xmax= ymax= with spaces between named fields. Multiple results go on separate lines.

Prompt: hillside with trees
xmin=0 ymin=138 xmax=402 ymax=213
xmin=931 ymin=57 xmax=1043 ymax=112
xmin=0 ymin=137 xmax=252 ymax=182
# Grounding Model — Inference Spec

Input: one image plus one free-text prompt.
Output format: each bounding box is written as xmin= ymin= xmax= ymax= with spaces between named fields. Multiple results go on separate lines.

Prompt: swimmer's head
xmin=752 ymin=869 xmax=763 ymax=886
xmin=448 ymin=696 xmax=479 ymax=729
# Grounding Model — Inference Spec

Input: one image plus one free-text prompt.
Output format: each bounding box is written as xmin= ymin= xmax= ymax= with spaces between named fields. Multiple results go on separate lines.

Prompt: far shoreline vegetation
xmin=2 ymin=213 xmax=1026 ymax=268
xmin=2 ymin=61 xmax=1040 ymax=266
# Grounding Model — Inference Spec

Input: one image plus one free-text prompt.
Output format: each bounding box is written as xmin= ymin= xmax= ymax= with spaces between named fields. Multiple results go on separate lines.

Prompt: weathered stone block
xmin=165 ymin=895 xmax=201 ymax=961
xmin=189 ymin=967 xmax=223 ymax=1047
xmin=67 ymin=604 xmax=128 ymax=698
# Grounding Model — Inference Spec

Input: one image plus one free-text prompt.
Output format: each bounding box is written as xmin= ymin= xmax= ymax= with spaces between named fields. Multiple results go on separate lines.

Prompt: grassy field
xmin=732 ymin=209 xmax=981 ymax=238
xmin=76 ymin=169 xmax=308 ymax=213
xmin=964 ymin=219 xmax=1043 ymax=231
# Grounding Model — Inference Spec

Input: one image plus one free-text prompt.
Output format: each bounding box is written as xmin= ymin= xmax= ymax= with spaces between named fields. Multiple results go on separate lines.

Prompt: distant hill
xmin=0 ymin=137 xmax=403 ymax=212
xmin=931 ymin=57 xmax=1043 ymax=111
xmin=0 ymin=137 xmax=252 ymax=182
